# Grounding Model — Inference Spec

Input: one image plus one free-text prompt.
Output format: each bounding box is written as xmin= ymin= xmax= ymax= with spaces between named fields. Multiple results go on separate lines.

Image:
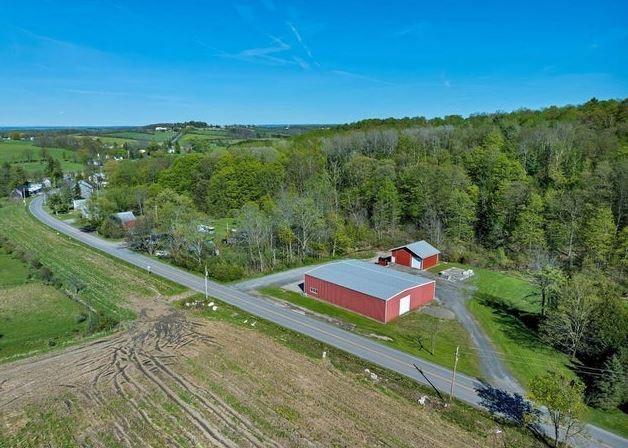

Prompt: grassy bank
xmin=259 ymin=286 xmax=481 ymax=377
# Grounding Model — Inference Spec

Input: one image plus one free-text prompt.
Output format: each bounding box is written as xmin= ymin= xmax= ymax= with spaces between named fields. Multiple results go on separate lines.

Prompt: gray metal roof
xmin=114 ymin=211 xmax=136 ymax=224
xmin=305 ymin=260 xmax=433 ymax=301
xmin=393 ymin=240 xmax=440 ymax=258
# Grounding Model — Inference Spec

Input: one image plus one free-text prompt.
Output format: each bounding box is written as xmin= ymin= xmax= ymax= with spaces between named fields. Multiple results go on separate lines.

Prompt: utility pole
xmin=449 ymin=346 xmax=460 ymax=403
xmin=204 ymin=264 xmax=208 ymax=300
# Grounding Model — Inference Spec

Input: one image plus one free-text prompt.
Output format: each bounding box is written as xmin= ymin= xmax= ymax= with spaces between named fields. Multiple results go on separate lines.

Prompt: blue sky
xmin=1 ymin=0 xmax=627 ymax=125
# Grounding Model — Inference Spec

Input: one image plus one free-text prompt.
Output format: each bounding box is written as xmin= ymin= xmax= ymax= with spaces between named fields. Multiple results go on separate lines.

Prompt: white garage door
xmin=411 ymin=256 xmax=422 ymax=269
xmin=399 ymin=295 xmax=410 ymax=315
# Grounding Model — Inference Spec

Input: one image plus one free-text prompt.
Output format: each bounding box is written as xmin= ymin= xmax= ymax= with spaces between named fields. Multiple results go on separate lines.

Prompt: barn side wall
xmin=391 ymin=248 xmax=413 ymax=267
xmin=304 ymin=274 xmax=387 ymax=322
xmin=385 ymin=281 xmax=435 ymax=322
xmin=421 ymin=254 xmax=439 ymax=270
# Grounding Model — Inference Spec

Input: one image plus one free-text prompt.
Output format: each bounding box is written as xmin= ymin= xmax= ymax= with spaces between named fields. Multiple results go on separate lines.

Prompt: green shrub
xmin=98 ymin=217 xmax=125 ymax=239
xmin=207 ymin=260 xmax=244 ymax=281
xmin=86 ymin=312 xmax=119 ymax=335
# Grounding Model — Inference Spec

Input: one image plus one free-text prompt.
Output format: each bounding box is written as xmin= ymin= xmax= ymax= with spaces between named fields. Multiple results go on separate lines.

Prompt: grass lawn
xmin=260 ymin=286 xmax=481 ymax=377
xmin=0 ymin=201 xmax=184 ymax=322
xmin=210 ymin=217 xmax=236 ymax=240
xmin=430 ymin=262 xmax=539 ymax=312
xmin=587 ymin=408 xmax=628 ymax=438
xmin=437 ymin=262 xmax=628 ymax=437
xmin=466 ymin=299 xmax=575 ymax=386
xmin=459 ymin=265 xmax=578 ymax=388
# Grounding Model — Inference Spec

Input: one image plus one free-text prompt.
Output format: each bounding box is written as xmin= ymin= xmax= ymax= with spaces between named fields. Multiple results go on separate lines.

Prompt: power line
xmin=455 ymin=350 xmax=612 ymax=377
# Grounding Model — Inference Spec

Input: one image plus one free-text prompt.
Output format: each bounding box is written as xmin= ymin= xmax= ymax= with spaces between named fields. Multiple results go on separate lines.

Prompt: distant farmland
xmin=101 ymin=130 xmax=176 ymax=142
xmin=0 ymin=140 xmax=82 ymax=175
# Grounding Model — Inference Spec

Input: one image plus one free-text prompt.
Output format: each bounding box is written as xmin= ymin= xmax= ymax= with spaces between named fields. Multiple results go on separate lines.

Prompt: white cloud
xmin=330 ymin=70 xmax=395 ymax=86
xmin=286 ymin=22 xmax=317 ymax=64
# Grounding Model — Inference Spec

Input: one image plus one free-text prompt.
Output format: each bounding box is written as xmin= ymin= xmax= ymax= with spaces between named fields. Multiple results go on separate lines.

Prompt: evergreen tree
xmin=590 ymin=354 xmax=625 ymax=410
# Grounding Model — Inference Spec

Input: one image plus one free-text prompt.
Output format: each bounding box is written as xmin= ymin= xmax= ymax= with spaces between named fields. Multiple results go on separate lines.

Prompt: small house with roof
xmin=113 ymin=211 xmax=137 ymax=230
xmin=391 ymin=240 xmax=440 ymax=270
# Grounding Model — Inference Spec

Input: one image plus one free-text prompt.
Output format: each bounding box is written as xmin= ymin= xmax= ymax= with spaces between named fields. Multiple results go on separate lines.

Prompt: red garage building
xmin=304 ymin=260 xmax=435 ymax=323
xmin=391 ymin=240 xmax=440 ymax=270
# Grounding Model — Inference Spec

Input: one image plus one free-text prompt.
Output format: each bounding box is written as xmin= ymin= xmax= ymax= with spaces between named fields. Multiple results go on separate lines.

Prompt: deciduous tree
xmin=528 ymin=371 xmax=585 ymax=447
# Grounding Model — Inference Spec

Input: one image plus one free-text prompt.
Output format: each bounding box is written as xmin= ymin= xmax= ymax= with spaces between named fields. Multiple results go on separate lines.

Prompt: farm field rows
xmin=0 ymin=292 xmax=541 ymax=448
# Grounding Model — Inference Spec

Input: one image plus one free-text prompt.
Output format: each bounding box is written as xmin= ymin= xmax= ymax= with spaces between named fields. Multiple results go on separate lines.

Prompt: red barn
xmin=391 ymin=240 xmax=440 ymax=270
xmin=113 ymin=211 xmax=137 ymax=230
xmin=304 ymin=260 xmax=435 ymax=323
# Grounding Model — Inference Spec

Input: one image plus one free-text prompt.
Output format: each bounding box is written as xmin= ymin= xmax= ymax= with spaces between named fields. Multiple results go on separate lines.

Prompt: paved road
xmin=29 ymin=196 xmax=626 ymax=448
xmin=233 ymin=264 xmax=324 ymax=291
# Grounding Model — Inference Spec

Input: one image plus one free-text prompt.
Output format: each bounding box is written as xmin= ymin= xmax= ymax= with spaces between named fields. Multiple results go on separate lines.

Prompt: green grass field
xmin=0 ymin=283 xmax=88 ymax=361
xmin=260 ymin=286 xmax=481 ymax=377
xmin=87 ymin=136 xmax=138 ymax=145
xmin=438 ymin=264 xmax=575 ymax=387
xmin=0 ymin=247 xmax=30 ymax=287
xmin=0 ymin=141 xmax=82 ymax=174
xmin=102 ymin=130 xmax=176 ymax=142
xmin=0 ymin=248 xmax=89 ymax=361
xmin=210 ymin=217 xmax=236 ymax=240
xmin=432 ymin=262 xmax=628 ymax=437
xmin=0 ymin=201 xmax=184 ymax=322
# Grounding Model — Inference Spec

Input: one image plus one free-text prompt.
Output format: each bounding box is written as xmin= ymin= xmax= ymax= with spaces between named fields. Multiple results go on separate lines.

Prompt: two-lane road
xmin=29 ymin=196 xmax=626 ymax=448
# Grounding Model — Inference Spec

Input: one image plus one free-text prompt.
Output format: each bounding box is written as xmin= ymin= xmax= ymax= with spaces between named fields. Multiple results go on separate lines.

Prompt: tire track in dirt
xmin=147 ymin=353 xmax=277 ymax=448
xmin=0 ymin=297 xmax=279 ymax=448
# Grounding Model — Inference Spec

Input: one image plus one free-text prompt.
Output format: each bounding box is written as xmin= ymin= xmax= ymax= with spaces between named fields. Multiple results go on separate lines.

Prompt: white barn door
xmin=399 ymin=295 xmax=410 ymax=315
xmin=411 ymin=256 xmax=422 ymax=269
